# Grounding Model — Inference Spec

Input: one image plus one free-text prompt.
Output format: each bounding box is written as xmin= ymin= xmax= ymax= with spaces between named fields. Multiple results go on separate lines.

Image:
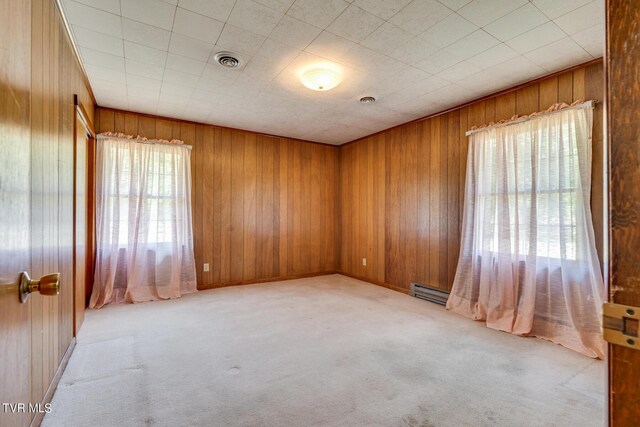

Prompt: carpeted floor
xmin=43 ymin=274 xmax=604 ymax=427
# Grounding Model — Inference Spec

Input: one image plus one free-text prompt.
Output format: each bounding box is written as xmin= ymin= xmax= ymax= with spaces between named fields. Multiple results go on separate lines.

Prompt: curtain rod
xmin=465 ymin=100 xmax=596 ymax=136
xmin=97 ymin=134 xmax=193 ymax=150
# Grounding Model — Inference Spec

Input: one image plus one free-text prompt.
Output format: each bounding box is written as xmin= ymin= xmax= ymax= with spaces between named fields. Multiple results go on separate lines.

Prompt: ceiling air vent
xmin=214 ymin=51 xmax=241 ymax=68
xmin=359 ymin=96 xmax=376 ymax=103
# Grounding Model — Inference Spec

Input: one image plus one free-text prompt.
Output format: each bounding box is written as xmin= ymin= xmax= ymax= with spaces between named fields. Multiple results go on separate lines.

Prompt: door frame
xmin=72 ymin=95 xmax=95 ymax=337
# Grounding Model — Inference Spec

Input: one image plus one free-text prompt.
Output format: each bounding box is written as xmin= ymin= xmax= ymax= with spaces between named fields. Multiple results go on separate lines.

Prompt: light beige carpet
xmin=43 ymin=274 xmax=604 ymax=427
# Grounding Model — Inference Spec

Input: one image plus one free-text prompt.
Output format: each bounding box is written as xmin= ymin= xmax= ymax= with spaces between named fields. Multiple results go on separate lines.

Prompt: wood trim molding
xmin=338 ymin=272 xmax=410 ymax=295
xmin=74 ymin=95 xmax=95 ymax=137
xmin=197 ymin=271 xmax=339 ymax=291
xmin=53 ymin=0 xmax=97 ymax=106
xmin=341 ymin=58 xmax=604 ymax=147
xmin=30 ymin=338 xmax=76 ymax=427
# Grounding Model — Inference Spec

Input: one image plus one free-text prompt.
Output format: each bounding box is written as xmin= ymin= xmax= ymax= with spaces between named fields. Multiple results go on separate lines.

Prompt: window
xmin=477 ymin=119 xmax=582 ymax=260
xmin=104 ymin=142 xmax=188 ymax=245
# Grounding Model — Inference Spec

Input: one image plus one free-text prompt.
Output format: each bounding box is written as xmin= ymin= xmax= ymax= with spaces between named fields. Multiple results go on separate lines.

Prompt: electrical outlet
xmin=362 ymin=258 xmax=367 ymax=266
xmin=203 ymin=263 xmax=210 ymax=272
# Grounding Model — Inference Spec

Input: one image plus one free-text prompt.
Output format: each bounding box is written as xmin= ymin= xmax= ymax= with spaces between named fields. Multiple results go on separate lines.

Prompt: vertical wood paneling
xmin=97 ymin=108 xmax=339 ymax=288
xmin=339 ymin=62 xmax=604 ymax=293
xmin=28 ymin=0 xmax=95 ymax=424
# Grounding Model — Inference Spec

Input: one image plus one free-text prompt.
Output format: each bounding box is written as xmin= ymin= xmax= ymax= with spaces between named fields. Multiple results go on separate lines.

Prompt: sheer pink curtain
xmin=447 ymin=105 xmax=605 ymax=358
xmin=90 ymin=136 xmax=197 ymax=308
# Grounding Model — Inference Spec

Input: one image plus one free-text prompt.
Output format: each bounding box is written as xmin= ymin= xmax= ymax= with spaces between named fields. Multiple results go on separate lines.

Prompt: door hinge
xmin=603 ymin=302 xmax=640 ymax=350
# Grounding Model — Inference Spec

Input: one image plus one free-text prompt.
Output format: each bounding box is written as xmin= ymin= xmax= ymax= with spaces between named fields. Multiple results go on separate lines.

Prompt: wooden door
xmin=606 ymin=0 xmax=640 ymax=424
xmin=0 ymin=0 xmax=32 ymax=426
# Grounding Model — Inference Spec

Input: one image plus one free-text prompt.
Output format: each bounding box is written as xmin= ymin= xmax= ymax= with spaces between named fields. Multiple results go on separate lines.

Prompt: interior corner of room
xmin=2 ymin=0 xmax=639 ymax=426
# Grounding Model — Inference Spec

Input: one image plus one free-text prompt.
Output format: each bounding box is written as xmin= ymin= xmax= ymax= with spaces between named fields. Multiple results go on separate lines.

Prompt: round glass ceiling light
xmin=300 ymin=67 xmax=342 ymax=91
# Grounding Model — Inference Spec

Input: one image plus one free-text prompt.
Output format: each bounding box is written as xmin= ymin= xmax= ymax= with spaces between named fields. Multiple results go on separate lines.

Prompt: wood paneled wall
xmin=29 ymin=0 xmax=94 ymax=414
xmin=95 ymin=109 xmax=339 ymax=289
xmin=338 ymin=61 xmax=604 ymax=293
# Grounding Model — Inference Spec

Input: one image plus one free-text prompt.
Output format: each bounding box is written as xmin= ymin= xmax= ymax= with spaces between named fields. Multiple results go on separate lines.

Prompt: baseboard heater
xmin=410 ymin=283 xmax=450 ymax=306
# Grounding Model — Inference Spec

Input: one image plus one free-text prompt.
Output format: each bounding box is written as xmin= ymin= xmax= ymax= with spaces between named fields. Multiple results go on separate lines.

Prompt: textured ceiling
xmin=60 ymin=0 xmax=604 ymax=145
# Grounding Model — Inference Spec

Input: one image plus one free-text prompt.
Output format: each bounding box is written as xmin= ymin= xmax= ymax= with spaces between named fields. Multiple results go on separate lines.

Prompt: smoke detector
xmin=214 ymin=51 xmax=241 ymax=68
xmin=359 ymin=96 xmax=376 ymax=104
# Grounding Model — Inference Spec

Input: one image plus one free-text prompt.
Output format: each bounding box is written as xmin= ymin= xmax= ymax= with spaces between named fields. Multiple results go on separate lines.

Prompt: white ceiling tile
xmin=163 ymin=68 xmax=201 ymax=87
xmin=124 ymin=41 xmax=168 ymax=66
xmin=126 ymin=86 xmax=160 ymax=100
xmin=166 ymin=53 xmax=207 ymax=75
xmin=80 ymin=47 xmax=125 ymax=72
xmin=269 ymin=15 xmax=322 ymax=49
xmin=168 ymin=33 xmax=214 ymax=62
xmin=287 ymin=0 xmax=349 ymax=29
xmin=483 ymin=3 xmax=549 ymax=42
xmin=373 ymin=66 xmax=431 ymax=97
xmin=125 ymin=59 xmax=166 ymax=80
xmin=413 ymin=49 xmax=463 ymax=74
xmin=327 ymin=5 xmax=384 ymax=43
xmin=304 ymin=31 xmax=356 ymax=62
xmin=257 ymin=39 xmax=302 ymax=66
xmin=437 ymin=60 xmax=481 ymax=82
xmin=437 ymin=0 xmax=471 ymax=11
xmin=467 ymin=43 xmax=519 ymax=69
xmin=177 ymin=0 xmax=236 ymax=21
xmin=554 ymin=0 xmax=604 ymax=35
xmin=70 ymin=0 xmax=120 ymax=14
xmin=351 ymin=0 xmax=413 ymax=20
xmin=385 ymin=74 xmax=449 ymax=105
xmin=253 ymin=0 xmax=296 ymax=13
xmin=228 ymin=0 xmax=284 ymax=37
xmin=66 ymin=0 xmax=604 ymax=144
xmin=72 ymin=26 xmax=123 ymax=56
xmin=173 ymin=7 xmax=224 ymax=44
xmin=63 ymin=1 xmax=122 ymax=37
xmin=122 ymin=18 xmax=171 ymax=51
xmin=190 ymin=89 xmax=221 ymax=103
xmin=458 ymin=0 xmax=527 ymax=27
xmin=484 ymin=56 xmax=546 ymax=85
xmin=216 ymin=24 xmax=266 ymax=57
xmin=120 ymin=0 xmax=176 ymax=30
xmin=446 ymin=29 xmax=499 ymax=58
xmin=196 ymin=74 xmax=236 ymax=94
xmin=389 ymin=0 xmax=453 ymax=35
xmin=126 ymin=73 xmax=163 ymax=91
xmin=345 ymin=45 xmax=404 ymax=79
xmin=571 ymin=24 xmax=604 ymax=58
xmin=202 ymin=61 xmax=241 ymax=79
xmin=91 ymin=78 xmax=128 ymax=96
xmin=387 ymin=36 xmax=439 ymax=64
xmin=161 ymin=86 xmax=195 ymax=104
xmin=505 ymin=21 xmax=566 ymax=54
xmin=418 ymin=13 xmax=477 ymax=49
xmin=360 ymin=22 xmax=413 ymax=56
xmin=532 ymin=0 xmax=593 ymax=20
xmin=241 ymin=54 xmax=289 ymax=84
xmin=85 ymin=64 xmax=127 ymax=84
xmin=524 ymin=37 xmax=592 ymax=72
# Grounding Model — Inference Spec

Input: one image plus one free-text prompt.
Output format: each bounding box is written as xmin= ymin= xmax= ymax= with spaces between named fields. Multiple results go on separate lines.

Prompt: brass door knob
xmin=19 ymin=272 xmax=60 ymax=303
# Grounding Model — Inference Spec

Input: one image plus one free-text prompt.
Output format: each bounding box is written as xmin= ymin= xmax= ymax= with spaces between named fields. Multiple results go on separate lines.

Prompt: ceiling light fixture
xmin=359 ymin=96 xmax=376 ymax=103
xmin=300 ymin=66 xmax=342 ymax=91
